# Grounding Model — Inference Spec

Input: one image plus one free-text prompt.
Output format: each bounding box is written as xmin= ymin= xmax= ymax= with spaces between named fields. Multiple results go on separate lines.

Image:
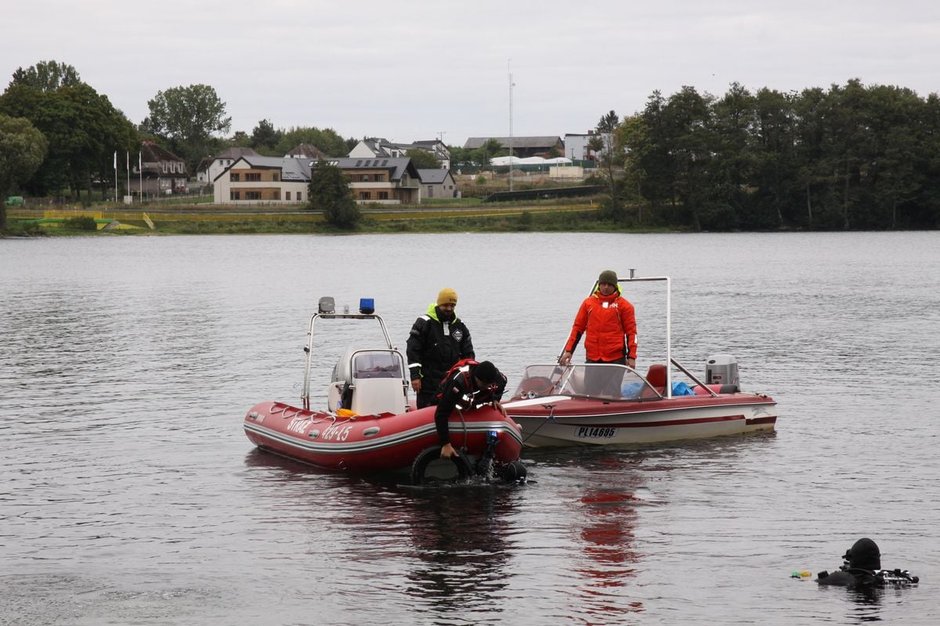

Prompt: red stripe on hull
xmin=594 ymin=414 xmax=746 ymax=428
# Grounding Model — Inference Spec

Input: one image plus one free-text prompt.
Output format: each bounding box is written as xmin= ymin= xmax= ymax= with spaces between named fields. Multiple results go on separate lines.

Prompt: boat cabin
xmin=327 ymin=348 xmax=410 ymax=415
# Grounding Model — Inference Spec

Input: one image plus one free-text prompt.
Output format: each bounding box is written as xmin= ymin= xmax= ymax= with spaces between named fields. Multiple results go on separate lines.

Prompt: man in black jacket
xmin=406 ymin=288 xmax=474 ymax=408
xmin=434 ymin=360 xmax=507 ymax=459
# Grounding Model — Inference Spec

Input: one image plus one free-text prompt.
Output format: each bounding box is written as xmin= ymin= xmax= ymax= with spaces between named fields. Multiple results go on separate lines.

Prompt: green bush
xmin=63 ymin=216 xmax=98 ymax=230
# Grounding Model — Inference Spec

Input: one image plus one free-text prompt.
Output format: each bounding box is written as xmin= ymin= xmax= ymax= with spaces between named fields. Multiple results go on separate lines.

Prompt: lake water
xmin=2 ymin=231 xmax=938 ymax=625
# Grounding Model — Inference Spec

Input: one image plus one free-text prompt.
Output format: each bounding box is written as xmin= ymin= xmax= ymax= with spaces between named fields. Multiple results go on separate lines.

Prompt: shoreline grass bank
xmin=4 ymin=198 xmax=671 ymax=235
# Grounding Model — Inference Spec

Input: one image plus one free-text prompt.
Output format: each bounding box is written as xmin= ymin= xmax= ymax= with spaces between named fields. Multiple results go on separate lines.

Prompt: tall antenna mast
xmin=508 ymin=59 xmax=515 ymax=193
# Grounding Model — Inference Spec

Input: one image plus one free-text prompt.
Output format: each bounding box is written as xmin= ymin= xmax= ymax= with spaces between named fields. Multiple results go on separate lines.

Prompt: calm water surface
xmin=1 ymin=232 xmax=938 ymax=625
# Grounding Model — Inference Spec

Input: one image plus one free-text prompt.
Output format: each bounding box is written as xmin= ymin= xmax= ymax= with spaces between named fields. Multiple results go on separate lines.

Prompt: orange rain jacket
xmin=563 ymin=288 xmax=637 ymax=362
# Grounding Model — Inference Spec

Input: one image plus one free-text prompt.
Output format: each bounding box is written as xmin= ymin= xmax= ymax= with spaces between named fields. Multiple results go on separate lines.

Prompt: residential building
xmin=213 ymin=156 xmax=421 ymax=205
xmin=135 ymin=141 xmax=188 ymax=196
xmin=285 ymin=143 xmax=327 ymax=160
xmin=198 ymin=147 xmax=260 ymax=184
xmin=417 ymin=168 xmax=458 ymax=199
xmin=213 ymin=155 xmax=310 ymax=204
xmin=334 ymin=157 xmax=421 ymax=204
xmin=349 ymin=137 xmax=450 ymax=169
xmin=563 ymin=131 xmax=609 ymax=161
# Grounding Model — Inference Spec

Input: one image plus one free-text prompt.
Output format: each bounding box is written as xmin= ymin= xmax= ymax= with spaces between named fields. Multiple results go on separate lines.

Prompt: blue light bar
xmin=359 ymin=298 xmax=375 ymax=314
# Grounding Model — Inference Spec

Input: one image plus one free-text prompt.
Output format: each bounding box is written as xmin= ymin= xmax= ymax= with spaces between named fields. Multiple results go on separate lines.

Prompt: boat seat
xmin=646 ymin=364 xmax=667 ymax=389
xmin=642 ymin=364 xmax=667 ymax=398
xmin=349 ymin=377 xmax=407 ymax=416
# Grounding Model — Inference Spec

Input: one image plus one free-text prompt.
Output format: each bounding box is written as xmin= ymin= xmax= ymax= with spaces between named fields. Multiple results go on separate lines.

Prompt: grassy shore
xmin=4 ymin=197 xmax=667 ymax=235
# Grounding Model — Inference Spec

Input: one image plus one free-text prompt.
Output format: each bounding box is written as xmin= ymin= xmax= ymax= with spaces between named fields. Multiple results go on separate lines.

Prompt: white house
xmin=350 ymin=137 xmax=450 ymax=169
xmin=198 ymin=147 xmax=260 ymax=184
xmin=213 ymin=155 xmax=310 ymax=204
xmin=213 ymin=156 xmax=422 ymax=205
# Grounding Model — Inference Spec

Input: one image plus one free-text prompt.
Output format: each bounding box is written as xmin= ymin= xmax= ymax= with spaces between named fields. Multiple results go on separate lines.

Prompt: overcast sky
xmin=4 ymin=1 xmax=939 ymax=147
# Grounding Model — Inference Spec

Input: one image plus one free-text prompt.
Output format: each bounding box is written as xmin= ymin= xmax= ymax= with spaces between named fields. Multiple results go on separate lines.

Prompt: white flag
xmin=113 ymin=150 xmax=117 ymax=170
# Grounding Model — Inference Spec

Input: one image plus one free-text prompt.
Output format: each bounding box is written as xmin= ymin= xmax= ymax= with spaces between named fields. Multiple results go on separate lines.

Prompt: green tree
xmin=406 ymin=148 xmax=440 ymax=169
xmin=10 ymin=60 xmax=81 ymax=92
xmin=707 ymin=83 xmax=758 ymax=229
xmin=273 ymin=126 xmax=352 ymax=157
xmin=144 ymin=84 xmax=231 ymax=171
xmin=750 ymin=88 xmax=799 ymax=228
xmin=0 ymin=82 xmax=137 ymax=197
xmin=251 ymin=118 xmax=282 ymax=154
xmin=229 ymin=131 xmax=251 ymax=148
xmin=593 ymin=110 xmax=624 ymax=219
xmin=308 ymin=161 xmax=360 ymax=229
xmin=617 ymin=115 xmax=649 ymax=221
xmin=0 ymin=114 xmax=47 ymax=229
xmin=480 ymin=138 xmax=504 ymax=168
xmin=624 ymin=91 xmax=674 ymax=218
xmin=662 ymin=87 xmax=716 ymax=231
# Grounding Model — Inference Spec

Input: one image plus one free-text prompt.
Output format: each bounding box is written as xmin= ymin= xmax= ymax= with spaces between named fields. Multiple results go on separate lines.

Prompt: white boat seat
xmin=327 ymin=349 xmax=409 ymax=416
xmin=349 ymin=377 xmax=408 ymax=416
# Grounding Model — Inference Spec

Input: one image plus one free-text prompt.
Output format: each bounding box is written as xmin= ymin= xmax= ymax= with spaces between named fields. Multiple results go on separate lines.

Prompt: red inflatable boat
xmin=243 ymin=297 xmax=526 ymax=484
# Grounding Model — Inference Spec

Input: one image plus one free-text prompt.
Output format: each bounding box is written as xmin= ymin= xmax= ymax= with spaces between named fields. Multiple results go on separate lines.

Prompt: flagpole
xmin=139 ymin=151 xmax=143 ymax=201
xmin=126 ymin=151 xmax=130 ymax=202
xmin=113 ymin=150 xmax=118 ymax=202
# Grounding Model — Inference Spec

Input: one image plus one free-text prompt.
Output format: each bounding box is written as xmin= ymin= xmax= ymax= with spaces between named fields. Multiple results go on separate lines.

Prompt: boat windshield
xmin=512 ymin=363 xmax=654 ymax=401
xmin=352 ymin=351 xmax=404 ymax=379
xmin=332 ymin=348 xmax=407 ymax=383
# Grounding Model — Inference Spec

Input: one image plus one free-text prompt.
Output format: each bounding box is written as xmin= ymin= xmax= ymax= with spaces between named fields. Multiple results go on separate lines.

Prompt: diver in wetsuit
xmin=816 ymin=538 xmax=919 ymax=588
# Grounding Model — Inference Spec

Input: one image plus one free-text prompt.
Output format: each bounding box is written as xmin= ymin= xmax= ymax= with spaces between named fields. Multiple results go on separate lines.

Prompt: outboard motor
xmin=706 ymin=354 xmax=739 ymax=387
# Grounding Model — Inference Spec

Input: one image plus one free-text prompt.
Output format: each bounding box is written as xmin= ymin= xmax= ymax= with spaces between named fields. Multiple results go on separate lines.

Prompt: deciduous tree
xmin=0 ymin=82 xmax=136 ymax=197
xmin=251 ymin=119 xmax=281 ymax=153
xmin=0 ymin=114 xmax=47 ymax=229
xmin=593 ymin=110 xmax=623 ymax=219
xmin=406 ymin=148 xmax=440 ymax=169
xmin=10 ymin=60 xmax=81 ymax=92
xmin=144 ymin=84 xmax=231 ymax=171
xmin=273 ymin=126 xmax=351 ymax=157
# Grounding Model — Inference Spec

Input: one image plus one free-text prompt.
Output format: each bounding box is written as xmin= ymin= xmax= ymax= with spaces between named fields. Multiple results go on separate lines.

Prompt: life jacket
xmin=435 ymin=358 xmax=479 ymax=402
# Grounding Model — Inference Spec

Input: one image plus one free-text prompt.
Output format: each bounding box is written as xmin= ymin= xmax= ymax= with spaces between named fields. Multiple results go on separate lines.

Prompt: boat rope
xmin=520 ymin=403 xmax=557 ymax=443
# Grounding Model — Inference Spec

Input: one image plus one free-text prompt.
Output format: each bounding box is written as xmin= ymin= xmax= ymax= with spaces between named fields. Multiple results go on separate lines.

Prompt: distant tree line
xmin=0 ymin=59 xmax=357 ymax=215
xmin=596 ymin=79 xmax=940 ymax=230
xmin=4 ymin=60 xmax=939 ymax=233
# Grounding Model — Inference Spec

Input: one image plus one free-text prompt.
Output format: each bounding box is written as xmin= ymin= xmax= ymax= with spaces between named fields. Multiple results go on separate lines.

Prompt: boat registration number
xmin=577 ymin=426 xmax=617 ymax=438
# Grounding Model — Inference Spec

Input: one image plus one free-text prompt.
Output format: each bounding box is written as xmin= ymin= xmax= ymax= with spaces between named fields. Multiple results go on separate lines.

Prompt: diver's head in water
xmin=843 ymin=537 xmax=881 ymax=571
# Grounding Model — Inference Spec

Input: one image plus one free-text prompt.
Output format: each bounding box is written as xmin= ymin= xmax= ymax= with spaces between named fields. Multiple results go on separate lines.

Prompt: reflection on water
xmin=3 ymin=233 xmax=940 ymax=625
xmin=403 ymin=489 xmax=512 ymax=616
xmin=574 ymin=486 xmax=643 ymax=618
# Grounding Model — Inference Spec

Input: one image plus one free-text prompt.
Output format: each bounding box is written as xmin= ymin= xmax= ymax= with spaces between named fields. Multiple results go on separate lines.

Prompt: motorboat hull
xmin=244 ymin=401 xmax=524 ymax=472
xmin=505 ymin=393 xmax=777 ymax=447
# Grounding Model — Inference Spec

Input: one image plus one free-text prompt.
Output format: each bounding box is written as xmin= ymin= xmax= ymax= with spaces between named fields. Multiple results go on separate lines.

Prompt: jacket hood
xmin=426 ymin=303 xmax=460 ymax=323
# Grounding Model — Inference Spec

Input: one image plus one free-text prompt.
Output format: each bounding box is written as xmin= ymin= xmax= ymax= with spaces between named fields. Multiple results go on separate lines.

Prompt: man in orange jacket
xmin=559 ymin=269 xmax=637 ymax=396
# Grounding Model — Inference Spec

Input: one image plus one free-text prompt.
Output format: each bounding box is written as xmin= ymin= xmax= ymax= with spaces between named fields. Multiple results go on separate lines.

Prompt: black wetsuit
xmin=816 ymin=538 xmax=918 ymax=588
xmin=433 ymin=363 xmax=506 ymax=445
